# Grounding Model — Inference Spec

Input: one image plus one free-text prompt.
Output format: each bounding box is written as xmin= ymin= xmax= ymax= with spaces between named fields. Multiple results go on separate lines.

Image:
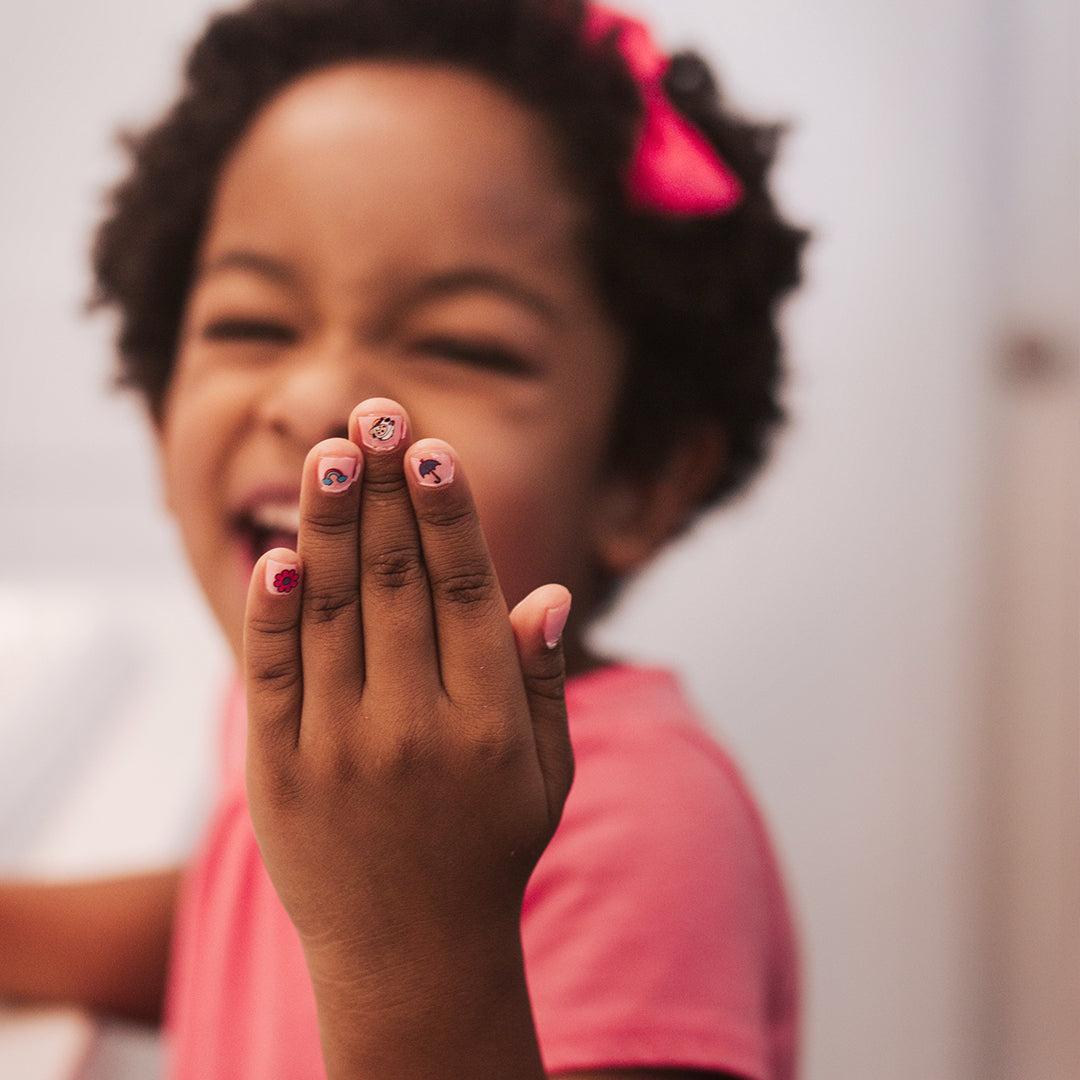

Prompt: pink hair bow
xmin=585 ymin=3 xmax=742 ymax=215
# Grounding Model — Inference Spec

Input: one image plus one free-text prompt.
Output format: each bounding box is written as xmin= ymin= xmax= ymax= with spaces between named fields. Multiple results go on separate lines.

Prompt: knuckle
xmin=461 ymin=723 xmax=521 ymax=769
xmin=246 ymin=618 xmax=302 ymax=694
xmin=429 ymin=565 xmax=499 ymax=609
xmin=526 ymin=665 xmax=567 ymax=706
xmin=370 ymin=723 xmax=439 ymax=780
xmin=249 ymin=658 xmax=302 ymax=697
xmin=361 ymin=471 xmax=409 ymax=498
xmin=304 ymin=590 xmax=360 ymax=626
xmin=448 ymin=690 xmax=526 ymax=766
xmin=303 ymin=509 xmax=355 ymax=539
xmin=253 ymin=763 xmax=312 ymax=814
xmin=247 ymin=612 xmax=296 ymax=638
xmin=419 ymin=498 xmax=474 ymax=533
xmin=324 ymin=742 xmax=363 ymax=788
xmin=364 ymin=545 xmax=427 ymax=591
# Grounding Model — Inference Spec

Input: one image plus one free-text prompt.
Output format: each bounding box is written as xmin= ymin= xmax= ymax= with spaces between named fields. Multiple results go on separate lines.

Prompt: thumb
xmin=509 ymin=584 xmax=575 ymax=825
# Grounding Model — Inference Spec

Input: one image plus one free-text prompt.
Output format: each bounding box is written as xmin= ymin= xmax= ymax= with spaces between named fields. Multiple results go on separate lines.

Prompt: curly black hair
xmin=91 ymin=0 xmax=806 ymax=512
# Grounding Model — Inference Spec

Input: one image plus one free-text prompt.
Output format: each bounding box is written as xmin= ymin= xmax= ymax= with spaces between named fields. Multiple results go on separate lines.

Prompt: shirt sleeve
xmin=521 ymin=712 xmax=788 ymax=1080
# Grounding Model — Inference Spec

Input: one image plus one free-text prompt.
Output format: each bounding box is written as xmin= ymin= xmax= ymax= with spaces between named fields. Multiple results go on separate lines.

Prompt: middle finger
xmin=348 ymin=398 xmax=439 ymax=695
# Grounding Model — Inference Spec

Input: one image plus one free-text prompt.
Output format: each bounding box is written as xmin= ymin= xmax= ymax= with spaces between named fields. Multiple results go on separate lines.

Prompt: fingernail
xmin=412 ymin=450 xmax=454 ymax=488
xmin=543 ymin=598 xmax=572 ymax=649
xmin=266 ymin=558 xmax=301 ymax=596
xmin=358 ymin=412 xmax=404 ymax=452
xmin=317 ymin=455 xmax=360 ymax=494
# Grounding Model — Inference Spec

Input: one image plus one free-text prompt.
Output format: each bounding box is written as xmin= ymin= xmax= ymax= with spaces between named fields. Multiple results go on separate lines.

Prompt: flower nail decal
xmin=266 ymin=558 xmax=301 ymax=596
xmin=273 ymin=567 xmax=300 ymax=593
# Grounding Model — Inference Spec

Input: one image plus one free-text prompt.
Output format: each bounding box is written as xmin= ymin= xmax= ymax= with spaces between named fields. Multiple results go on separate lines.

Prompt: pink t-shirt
xmin=165 ymin=666 xmax=799 ymax=1079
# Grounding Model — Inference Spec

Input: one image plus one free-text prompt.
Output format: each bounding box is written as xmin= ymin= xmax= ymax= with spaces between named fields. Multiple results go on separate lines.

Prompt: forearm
xmin=0 ymin=869 xmax=181 ymax=1023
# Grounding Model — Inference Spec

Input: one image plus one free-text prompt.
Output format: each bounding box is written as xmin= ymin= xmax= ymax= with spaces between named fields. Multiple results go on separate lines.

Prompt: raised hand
xmin=242 ymin=398 xmax=573 ymax=1078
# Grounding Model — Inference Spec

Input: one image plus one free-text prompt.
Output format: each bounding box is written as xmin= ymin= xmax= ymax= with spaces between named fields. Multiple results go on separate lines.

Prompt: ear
xmin=592 ymin=422 xmax=725 ymax=577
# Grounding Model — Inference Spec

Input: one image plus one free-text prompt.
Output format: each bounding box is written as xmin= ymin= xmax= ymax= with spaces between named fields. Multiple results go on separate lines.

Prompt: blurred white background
xmin=0 ymin=1 xmax=1076 ymax=1078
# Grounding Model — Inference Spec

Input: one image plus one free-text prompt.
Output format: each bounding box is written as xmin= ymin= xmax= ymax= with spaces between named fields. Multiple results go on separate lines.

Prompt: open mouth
xmin=234 ymin=501 xmax=300 ymax=565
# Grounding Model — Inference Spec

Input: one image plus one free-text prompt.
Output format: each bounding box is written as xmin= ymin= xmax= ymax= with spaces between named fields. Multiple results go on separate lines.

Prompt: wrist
xmin=305 ymin=919 xmax=545 ymax=1080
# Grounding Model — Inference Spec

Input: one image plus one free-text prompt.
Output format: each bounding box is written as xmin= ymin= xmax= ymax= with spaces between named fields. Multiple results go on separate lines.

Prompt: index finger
xmin=404 ymin=439 xmax=518 ymax=699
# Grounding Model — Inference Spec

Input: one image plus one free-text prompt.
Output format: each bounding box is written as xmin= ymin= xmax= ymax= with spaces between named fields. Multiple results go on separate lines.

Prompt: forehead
xmin=203 ymin=61 xmax=591 ymax=286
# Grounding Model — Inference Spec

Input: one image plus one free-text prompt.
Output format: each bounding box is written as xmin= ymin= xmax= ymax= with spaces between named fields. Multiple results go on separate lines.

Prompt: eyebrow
xmin=195 ymin=250 xmax=298 ymax=287
xmin=194 ymin=251 xmax=560 ymax=325
xmin=399 ymin=268 xmax=560 ymax=326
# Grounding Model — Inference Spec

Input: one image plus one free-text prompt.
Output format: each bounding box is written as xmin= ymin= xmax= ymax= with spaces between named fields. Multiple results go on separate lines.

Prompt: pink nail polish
xmin=358 ymin=413 xmax=404 ymax=452
xmin=543 ymin=599 xmax=572 ymax=649
xmin=317 ymin=455 xmax=359 ymax=494
xmin=266 ymin=558 xmax=301 ymax=596
xmin=413 ymin=451 xmax=454 ymax=487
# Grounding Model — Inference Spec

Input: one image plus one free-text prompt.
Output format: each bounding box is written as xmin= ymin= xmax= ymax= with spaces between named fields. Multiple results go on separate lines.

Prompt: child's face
xmin=158 ymin=63 xmax=636 ymax=662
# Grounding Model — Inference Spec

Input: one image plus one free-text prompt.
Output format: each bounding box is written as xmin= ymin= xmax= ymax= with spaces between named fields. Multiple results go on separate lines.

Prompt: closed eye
xmin=412 ymin=336 xmax=539 ymax=377
xmin=202 ymin=318 xmax=297 ymax=345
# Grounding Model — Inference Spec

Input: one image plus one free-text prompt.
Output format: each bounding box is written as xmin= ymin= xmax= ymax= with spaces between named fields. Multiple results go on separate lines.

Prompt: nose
xmin=257 ymin=342 xmax=377 ymax=447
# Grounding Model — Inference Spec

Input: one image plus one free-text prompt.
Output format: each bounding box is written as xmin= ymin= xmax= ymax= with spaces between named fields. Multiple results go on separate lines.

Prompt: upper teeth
xmin=250 ymin=503 xmax=300 ymax=533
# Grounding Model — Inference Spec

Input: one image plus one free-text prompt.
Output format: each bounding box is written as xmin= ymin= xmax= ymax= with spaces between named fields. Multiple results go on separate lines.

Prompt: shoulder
xmin=527 ymin=663 xmax=791 ymax=950
xmin=552 ymin=665 xmax=780 ymax=897
xmin=522 ymin=666 xmax=799 ymax=1078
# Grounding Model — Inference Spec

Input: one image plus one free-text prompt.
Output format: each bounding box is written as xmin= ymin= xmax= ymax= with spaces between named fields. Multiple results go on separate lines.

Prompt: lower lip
xmin=231 ymin=538 xmax=257 ymax=599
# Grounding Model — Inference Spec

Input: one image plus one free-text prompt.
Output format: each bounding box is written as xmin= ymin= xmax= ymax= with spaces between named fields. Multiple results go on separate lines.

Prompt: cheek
xmin=470 ymin=444 xmax=606 ymax=607
xmin=159 ymin=375 xmax=235 ymax=531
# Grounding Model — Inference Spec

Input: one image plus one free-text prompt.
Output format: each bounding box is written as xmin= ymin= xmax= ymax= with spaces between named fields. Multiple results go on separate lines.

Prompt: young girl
xmin=1 ymin=0 xmax=806 ymax=1076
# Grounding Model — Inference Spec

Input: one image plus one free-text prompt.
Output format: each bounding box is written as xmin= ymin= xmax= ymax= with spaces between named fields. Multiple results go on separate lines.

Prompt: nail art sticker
xmin=317 ymin=455 xmax=359 ymax=494
xmin=274 ymin=568 xmax=300 ymax=593
xmin=266 ymin=559 xmax=301 ymax=595
xmin=369 ymin=416 xmax=395 ymax=442
xmin=358 ymin=413 xmax=404 ymax=451
xmin=415 ymin=452 xmax=454 ymax=487
xmin=418 ymin=459 xmax=442 ymax=483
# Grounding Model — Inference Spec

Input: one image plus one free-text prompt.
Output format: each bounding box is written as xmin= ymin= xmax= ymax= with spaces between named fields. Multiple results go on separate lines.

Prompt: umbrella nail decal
xmin=415 ymin=452 xmax=454 ymax=488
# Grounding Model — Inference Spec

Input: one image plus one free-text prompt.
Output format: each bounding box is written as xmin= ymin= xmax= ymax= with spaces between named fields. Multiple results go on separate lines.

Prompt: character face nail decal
xmin=317 ymin=456 xmax=359 ymax=494
xmin=369 ymin=416 xmax=395 ymax=442
xmin=358 ymin=412 xmax=404 ymax=451
xmin=414 ymin=452 xmax=454 ymax=487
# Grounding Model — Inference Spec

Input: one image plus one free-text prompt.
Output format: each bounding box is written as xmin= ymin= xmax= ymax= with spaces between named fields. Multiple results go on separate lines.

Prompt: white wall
xmin=1 ymin=2 xmax=1076 ymax=1078
xmin=598 ymin=3 xmax=994 ymax=1077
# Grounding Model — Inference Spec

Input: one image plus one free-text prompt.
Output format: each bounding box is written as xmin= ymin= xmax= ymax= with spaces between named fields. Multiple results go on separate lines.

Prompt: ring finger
xmin=297 ymin=436 xmax=365 ymax=704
